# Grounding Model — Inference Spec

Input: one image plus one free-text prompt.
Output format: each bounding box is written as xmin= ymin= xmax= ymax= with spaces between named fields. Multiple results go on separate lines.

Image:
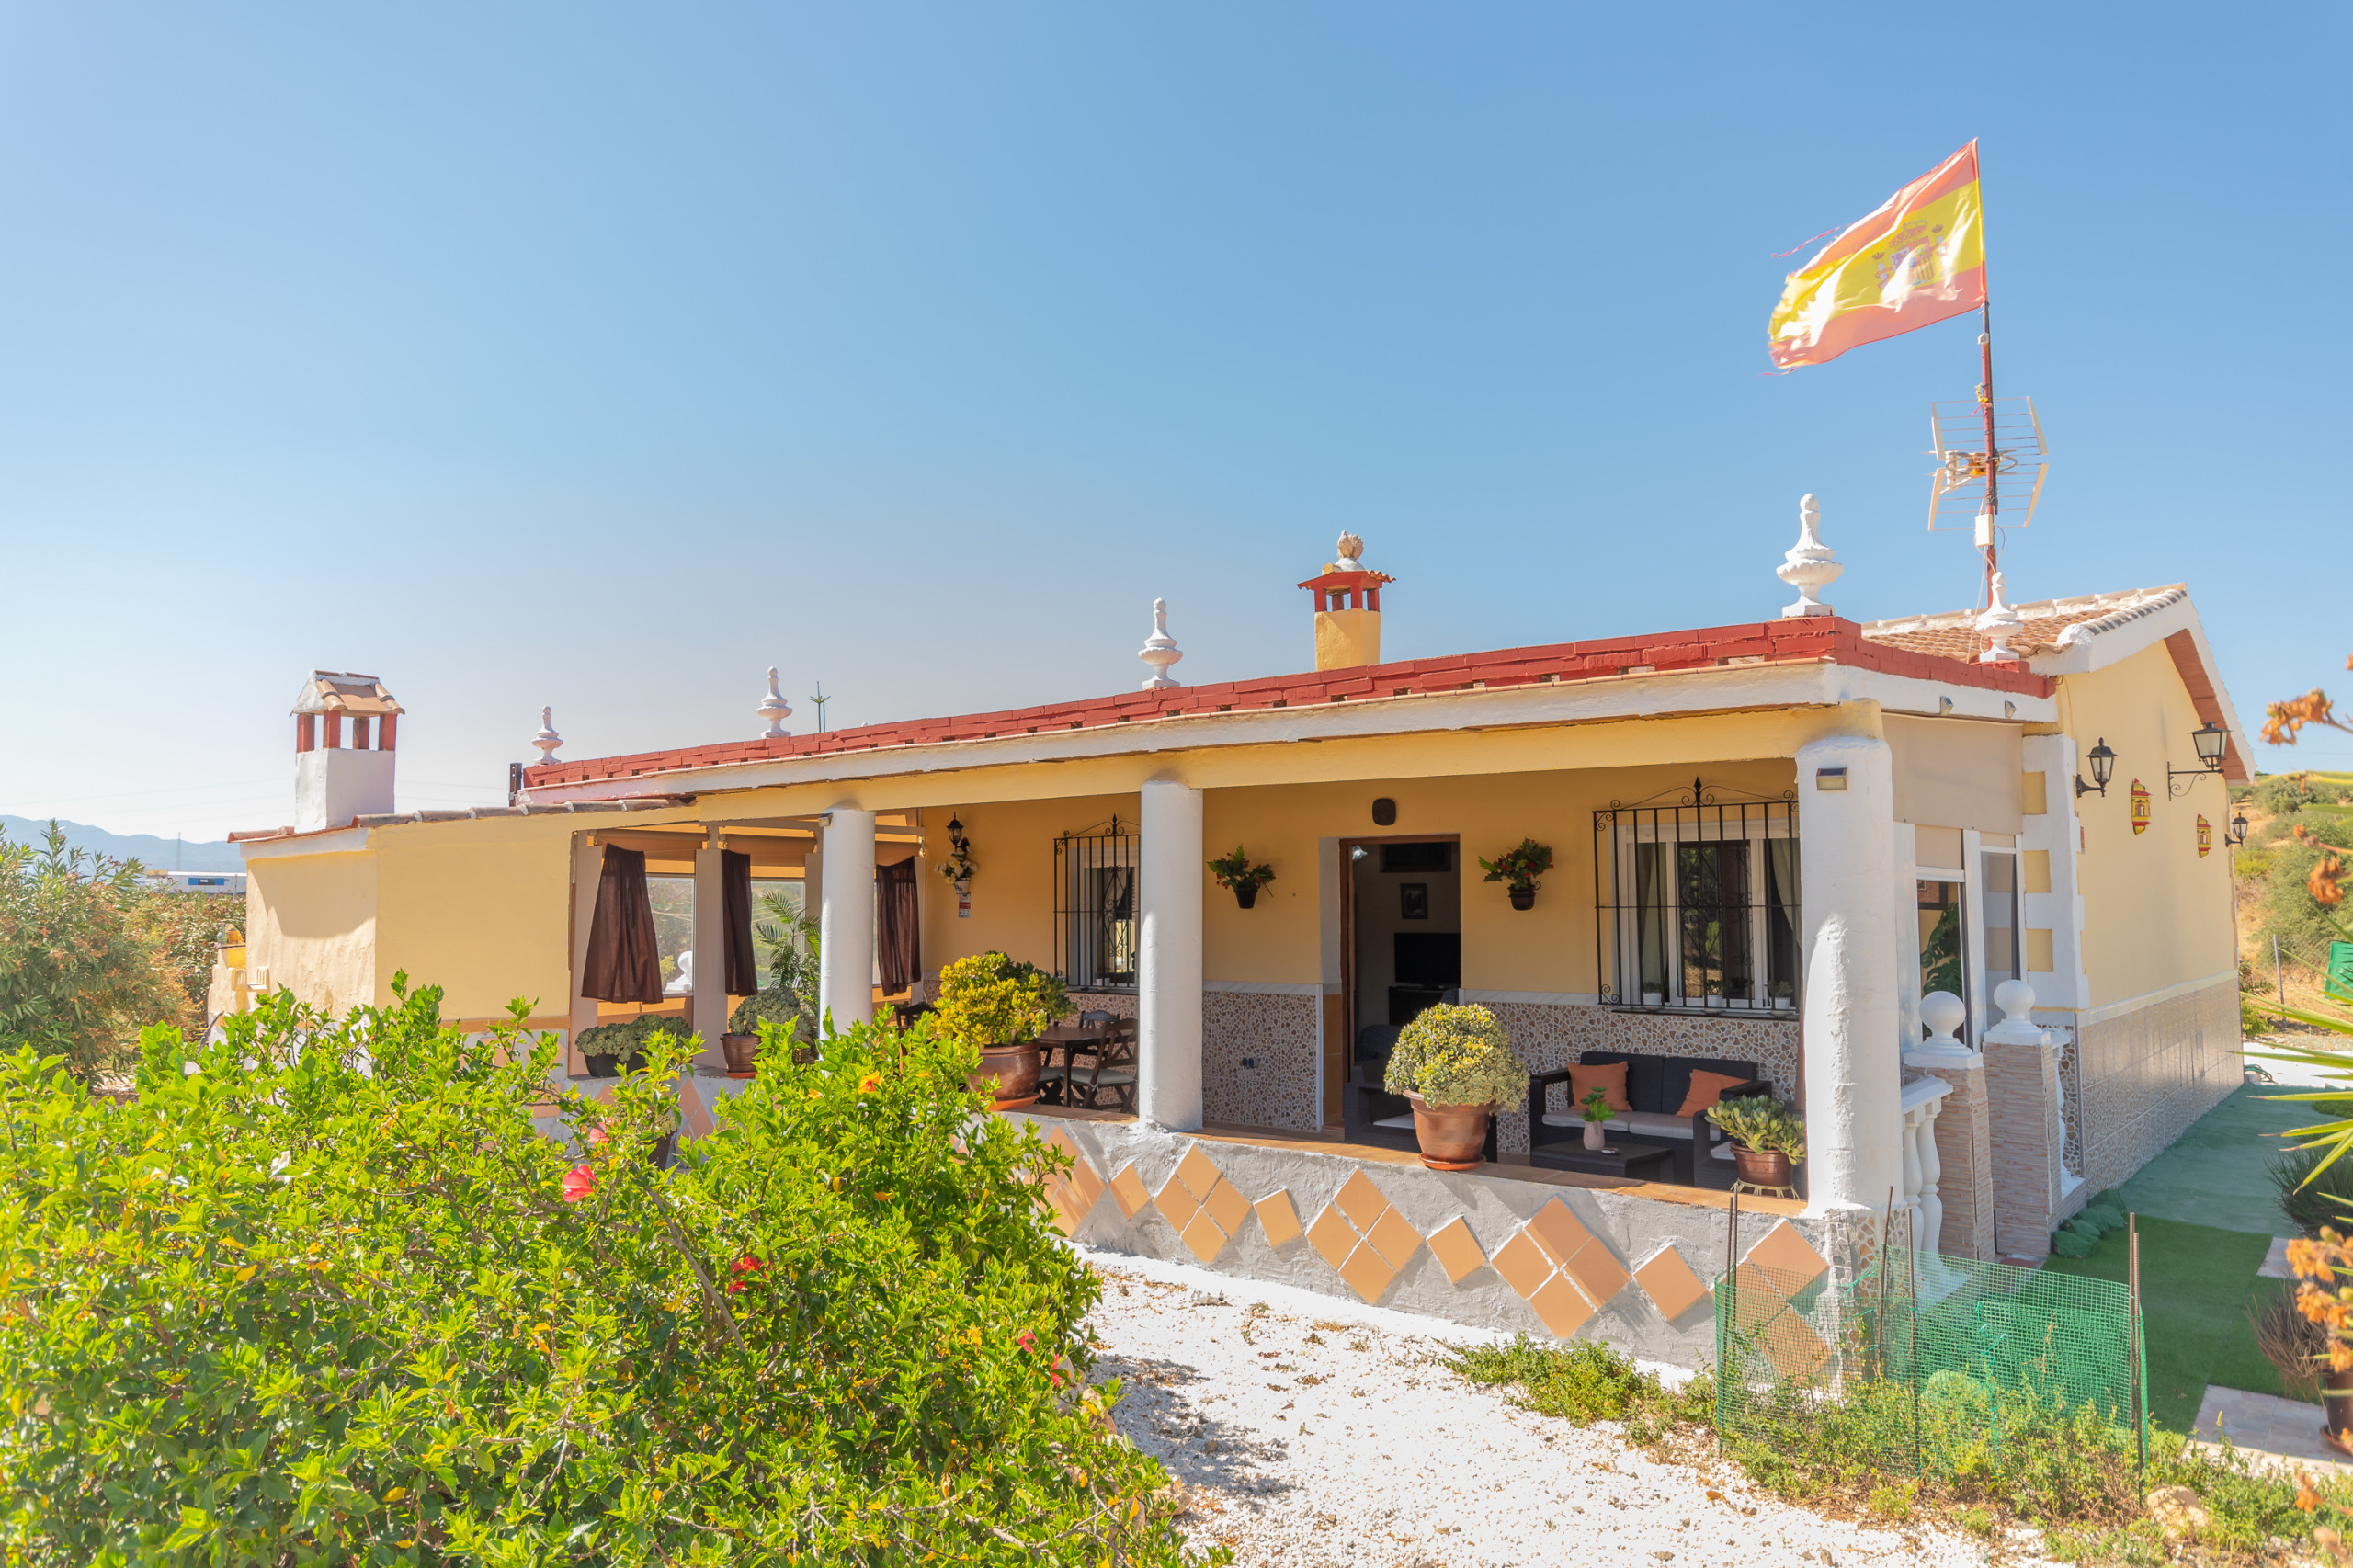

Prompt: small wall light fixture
xmin=2167 ymin=722 xmax=2229 ymax=798
xmin=2226 ymin=809 xmax=2249 ymax=848
xmin=2075 ymin=738 xmax=2117 ymax=799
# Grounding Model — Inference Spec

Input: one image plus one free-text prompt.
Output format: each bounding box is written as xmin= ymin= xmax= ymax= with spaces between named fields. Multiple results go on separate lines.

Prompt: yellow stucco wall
xmin=2058 ymin=643 xmax=2238 ymax=1008
xmin=371 ymin=819 xmax=575 ymax=1019
xmin=244 ymin=849 xmax=378 ymax=1017
xmin=916 ymin=793 xmax=1137 ymax=978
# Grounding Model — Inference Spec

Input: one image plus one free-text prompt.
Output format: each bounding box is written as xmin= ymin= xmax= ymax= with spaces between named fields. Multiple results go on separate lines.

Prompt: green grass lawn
xmin=2041 ymin=1214 xmax=2304 ymax=1434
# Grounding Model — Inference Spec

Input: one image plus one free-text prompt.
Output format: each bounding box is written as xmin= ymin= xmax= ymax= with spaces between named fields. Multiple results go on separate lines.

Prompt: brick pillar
xmin=1984 ymin=984 xmax=2065 ymax=1257
xmin=1908 ymin=1057 xmax=1995 ymax=1260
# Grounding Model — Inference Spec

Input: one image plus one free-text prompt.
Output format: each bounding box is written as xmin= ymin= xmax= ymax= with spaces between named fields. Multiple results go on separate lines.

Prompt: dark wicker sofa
xmin=1527 ymin=1051 xmax=1771 ymax=1187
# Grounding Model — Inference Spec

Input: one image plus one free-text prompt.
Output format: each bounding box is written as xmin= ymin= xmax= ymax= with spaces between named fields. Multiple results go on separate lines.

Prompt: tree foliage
xmin=0 ymin=980 xmax=1206 ymax=1565
xmin=0 ymin=821 xmax=179 ymax=1076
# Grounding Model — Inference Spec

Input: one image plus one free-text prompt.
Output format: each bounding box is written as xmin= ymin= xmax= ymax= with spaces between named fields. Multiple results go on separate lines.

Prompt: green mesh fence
xmin=1713 ymin=1217 xmax=2146 ymax=1477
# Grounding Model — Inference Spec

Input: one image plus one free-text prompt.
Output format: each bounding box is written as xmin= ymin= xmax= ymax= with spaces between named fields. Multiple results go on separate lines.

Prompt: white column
xmin=818 ymin=807 xmax=876 ymax=1031
xmin=1138 ymin=778 xmax=1204 ymax=1131
xmin=1795 ymin=726 xmax=1904 ymax=1213
xmin=690 ymin=838 xmax=729 ymax=1067
xmin=568 ymin=835 xmax=604 ymax=1078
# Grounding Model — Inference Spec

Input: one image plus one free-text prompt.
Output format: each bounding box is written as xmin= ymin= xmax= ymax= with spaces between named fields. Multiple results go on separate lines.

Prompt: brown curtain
xmin=876 ymin=858 xmax=921 ymax=995
xmin=581 ymin=845 xmax=664 ymax=1004
xmin=722 ymin=848 xmax=757 ymax=996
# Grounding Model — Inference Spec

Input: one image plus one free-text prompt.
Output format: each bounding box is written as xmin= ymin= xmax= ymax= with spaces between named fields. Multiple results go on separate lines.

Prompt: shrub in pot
xmin=724 ymin=989 xmax=808 ymax=1076
xmin=0 ymin=981 xmax=1196 ymax=1562
xmin=1381 ymin=1003 xmax=1525 ymax=1171
xmin=1206 ymin=846 xmax=1275 ymax=910
xmin=1579 ymin=1085 xmax=1613 ymax=1152
xmin=932 ymin=951 xmax=1073 ymax=1108
xmin=574 ymin=1014 xmax=677 ymax=1077
xmin=1477 ymin=838 xmax=1552 ymax=912
xmin=1705 ymin=1094 xmax=1806 ymax=1189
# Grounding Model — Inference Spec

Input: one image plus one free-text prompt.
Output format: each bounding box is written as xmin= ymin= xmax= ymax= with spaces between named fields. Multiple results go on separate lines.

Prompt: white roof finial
xmin=1975 ymin=571 xmax=2026 ymax=664
xmin=757 ymin=666 xmax=794 ymax=738
xmin=532 ymin=706 xmax=563 ymax=765
xmin=1334 ymin=531 xmax=1366 ymax=572
xmin=1776 ymin=493 xmax=1841 ymax=619
xmin=1139 ymin=597 xmax=1184 ymax=690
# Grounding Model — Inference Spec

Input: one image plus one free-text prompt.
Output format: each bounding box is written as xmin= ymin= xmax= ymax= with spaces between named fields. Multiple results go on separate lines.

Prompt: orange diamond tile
xmin=1255 ymin=1189 xmax=1303 ymax=1248
xmin=1725 ymin=1262 xmax=1790 ymax=1333
xmin=1524 ymin=1199 xmax=1596 ymax=1267
xmin=1042 ymin=1127 xmax=1076 ymax=1157
xmin=1200 ymin=1177 xmax=1251 ymax=1239
xmin=1529 ymin=1271 xmax=1597 ymax=1338
xmin=1490 ymin=1230 xmax=1553 ymax=1300
xmin=1108 ymin=1163 xmax=1150 ymax=1219
xmin=1333 ymin=1170 xmax=1390 ymax=1233
xmin=1154 ymin=1175 xmax=1200 ymax=1230
xmin=1560 ymin=1236 xmax=1630 ymax=1310
xmin=1067 ymin=1157 xmax=1105 ymax=1211
xmin=1366 ymin=1207 xmax=1422 ymax=1271
xmin=1761 ymin=1312 xmax=1830 ymax=1381
xmin=1306 ymin=1206 xmax=1359 ymax=1269
xmin=1427 ymin=1217 xmax=1487 ymax=1285
xmin=1633 ymin=1245 xmax=1711 ymax=1321
xmin=1337 ymin=1242 xmax=1397 ymax=1302
xmin=1180 ymin=1209 xmax=1230 ymax=1264
xmin=1744 ymin=1221 xmax=1829 ymax=1298
xmin=1175 ymin=1145 xmax=1222 ymax=1203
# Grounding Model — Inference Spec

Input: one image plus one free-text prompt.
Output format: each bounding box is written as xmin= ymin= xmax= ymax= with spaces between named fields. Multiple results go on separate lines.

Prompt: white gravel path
xmin=1081 ymin=1249 xmax=2038 ymax=1568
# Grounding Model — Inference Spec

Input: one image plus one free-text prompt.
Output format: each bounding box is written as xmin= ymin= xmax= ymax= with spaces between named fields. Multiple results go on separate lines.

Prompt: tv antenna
xmin=807 ymin=680 xmax=831 ymax=734
xmin=1925 ymin=306 xmax=2049 ymax=609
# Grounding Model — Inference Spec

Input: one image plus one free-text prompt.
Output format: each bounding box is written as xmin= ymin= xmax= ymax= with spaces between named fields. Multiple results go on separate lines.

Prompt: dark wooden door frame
xmin=1336 ymin=834 xmax=1461 ymax=1108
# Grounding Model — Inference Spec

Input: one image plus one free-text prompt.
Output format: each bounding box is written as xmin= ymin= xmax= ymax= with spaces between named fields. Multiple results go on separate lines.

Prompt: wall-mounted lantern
xmin=2074 ymin=738 xmax=2117 ymax=799
xmin=2167 ymin=722 xmax=2229 ymax=798
xmin=2226 ymin=810 xmax=2250 ymax=848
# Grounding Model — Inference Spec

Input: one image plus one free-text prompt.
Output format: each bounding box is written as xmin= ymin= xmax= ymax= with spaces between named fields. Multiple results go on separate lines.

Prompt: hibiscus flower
xmin=561 ymin=1164 xmax=596 ymax=1203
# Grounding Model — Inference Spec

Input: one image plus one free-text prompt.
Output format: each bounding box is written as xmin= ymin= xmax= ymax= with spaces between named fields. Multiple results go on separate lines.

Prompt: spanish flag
xmin=1768 ymin=142 xmax=1985 ymax=369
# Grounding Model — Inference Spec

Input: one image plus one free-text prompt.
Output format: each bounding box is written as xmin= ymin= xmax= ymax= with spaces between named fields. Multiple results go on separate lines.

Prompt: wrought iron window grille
xmin=1053 ymin=817 xmax=1140 ymax=993
xmin=1594 ymin=778 xmax=1802 ymax=1017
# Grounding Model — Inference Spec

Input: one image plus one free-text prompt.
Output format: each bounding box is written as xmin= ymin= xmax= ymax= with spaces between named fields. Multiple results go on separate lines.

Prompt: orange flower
xmin=2314 ymin=855 xmax=2345 ymax=908
xmin=858 ymin=1073 xmax=882 ymax=1095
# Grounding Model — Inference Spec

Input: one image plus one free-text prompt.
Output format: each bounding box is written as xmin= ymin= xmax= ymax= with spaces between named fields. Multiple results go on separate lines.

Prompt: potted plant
xmin=1579 ymin=1085 xmax=1613 ymax=1152
xmin=1706 ymin=1096 xmax=1806 ymax=1190
xmin=1478 ymin=838 xmax=1553 ymax=911
xmin=932 ymin=951 xmax=1073 ymax=1108
xmin=938 ymin=816 xmax=977 ymax=894
xmin=1769 ymin=980 xmax=1795 ymax=1012
xmin=1703 ymin=977 xmax=1726 ymax=1011
xmin=723 ymin=989 xmax=803 ymax=1077
xmin=1381 ymin=1003 xmax=1526 ymax=1171
xmin=1207 ymin=846 xmax=1276 ymax=909
xmin=575 ymin=1014 xmax=674 ymax=1078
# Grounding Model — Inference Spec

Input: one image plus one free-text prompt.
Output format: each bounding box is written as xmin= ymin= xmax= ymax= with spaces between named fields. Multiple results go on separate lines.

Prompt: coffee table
xmin=1528 ymin=1141 xmax=1677 ymax=1182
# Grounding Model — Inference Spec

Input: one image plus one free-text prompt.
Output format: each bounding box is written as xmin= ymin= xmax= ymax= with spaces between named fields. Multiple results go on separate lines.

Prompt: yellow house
xmin=225 ymin=507 xmax=2248 ymax=1350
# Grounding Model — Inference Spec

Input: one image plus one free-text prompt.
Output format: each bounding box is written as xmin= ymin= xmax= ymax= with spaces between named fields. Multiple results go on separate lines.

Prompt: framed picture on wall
xmin=1400 ymin=882 xmax=1429 ymax=920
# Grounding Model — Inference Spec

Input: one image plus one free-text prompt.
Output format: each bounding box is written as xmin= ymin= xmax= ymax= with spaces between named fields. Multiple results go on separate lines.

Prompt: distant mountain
xmin=0 ymin=816 xmax=247 ymax=871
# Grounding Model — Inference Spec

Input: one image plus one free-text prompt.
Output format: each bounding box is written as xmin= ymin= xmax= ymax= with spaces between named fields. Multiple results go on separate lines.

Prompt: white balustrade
xmin=1897 ymin=1074 xmax=1953 ymax=1290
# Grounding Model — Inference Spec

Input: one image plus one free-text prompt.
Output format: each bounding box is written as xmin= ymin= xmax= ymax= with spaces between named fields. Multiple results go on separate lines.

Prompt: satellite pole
xmin=1976 ymin=301 xmax=1998 ymax=609
xmin=808 ymin=681 xmax=831 ymax=734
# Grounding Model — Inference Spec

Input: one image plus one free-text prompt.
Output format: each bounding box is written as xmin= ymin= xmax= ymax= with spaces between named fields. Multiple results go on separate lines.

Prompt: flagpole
xmin=1977 ymin=300 xmax=1998 ymax=610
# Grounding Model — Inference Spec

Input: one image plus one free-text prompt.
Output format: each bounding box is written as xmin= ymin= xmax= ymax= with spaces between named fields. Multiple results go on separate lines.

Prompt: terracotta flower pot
xmin=1234 ymin=882 xmax=1259 ymax=909
xmin=1404 ymin=1093 xmax=1494 ymax=1171
xmin=1507 ymin=886 xmax=1536 ymax=911
xmin=721 ymin=1032 xmax=761 ymax=1078
xmin=972 ymin=1042 xmax=1042 ymax=1108
xmin=1733 ymin=1147 xmax=1795 ymax=1189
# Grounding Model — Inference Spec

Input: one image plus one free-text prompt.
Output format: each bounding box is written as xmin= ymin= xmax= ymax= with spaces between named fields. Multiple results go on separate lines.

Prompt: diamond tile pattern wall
xmin=1149 ymin=1144 xmax=1256 ymax=1263
xmin=1487 ymin=1198 xmax=1633 ymax=1337
xmin=1305 ymin=1170 xmax=1423 ymax=1302
xmin=1632 ymin=1245 xmax=1711 ymax=1322
xmin=1427 ymin=1217 xmax=1488 ymax=1284
xmin=1724 ymin=1221 xmax=1833 ymax=1379
xmin=1037 ymin=1129 xmax=1108 ymax=1236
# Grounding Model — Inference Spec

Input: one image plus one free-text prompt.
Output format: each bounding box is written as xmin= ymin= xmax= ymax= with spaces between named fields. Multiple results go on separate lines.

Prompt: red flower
xmin=561 ymin=1164 xmax=596 ymax=1203
xmin=588 ymin=1127 xmax=609 ymax=1146
xmin=725 ymin=1254 xmax=764 ymax=1294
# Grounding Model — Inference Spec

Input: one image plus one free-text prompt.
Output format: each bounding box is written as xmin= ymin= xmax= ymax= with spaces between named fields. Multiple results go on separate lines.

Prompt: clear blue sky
xmin=2 ymin=5 xmax=2344 ymax=840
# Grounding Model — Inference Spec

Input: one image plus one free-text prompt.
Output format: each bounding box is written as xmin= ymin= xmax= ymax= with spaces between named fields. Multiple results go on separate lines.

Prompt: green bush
xmin=0 ymin=980 xmax=1201 ymax=1565
xmin=2270 ymin=1142 xmax=2353 ymax=1237
xmin=727 ymin=987 xmax=808 ymax=1040
xmin=0 ymin=821 xmax=182 ymax=1076
xmin=1382 ymin=1003 xmax=1526 ymax=1109
xmin=2051 ymin=1227 xmax=2098 ymax=1258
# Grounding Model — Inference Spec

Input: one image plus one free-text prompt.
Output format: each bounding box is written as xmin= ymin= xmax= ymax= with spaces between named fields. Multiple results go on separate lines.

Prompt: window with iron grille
xmin=1054 ymin=821 xmax=1139 ymax=992
xmin=1593 ymin=782 xmax=1801 ymax=1015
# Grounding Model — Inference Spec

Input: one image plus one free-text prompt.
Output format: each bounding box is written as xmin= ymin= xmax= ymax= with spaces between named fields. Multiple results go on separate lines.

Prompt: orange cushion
xmin=1677 ymin=1069 xmax=1751 ymax=1118
xmin=1568 ymin=1061 xmax=1631 ymax=1114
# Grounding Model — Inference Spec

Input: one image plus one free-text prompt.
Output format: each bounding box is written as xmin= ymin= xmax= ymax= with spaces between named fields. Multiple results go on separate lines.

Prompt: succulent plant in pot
xmin=1706 ymin=1094 xmax=1806 ymax=1190
xmin=574 ymin=1015 xmax=677 ymax=1079
xmin=1382 ymin=1003 xmax=1525 ymax=1171
xmin=723 ymin=988 xmax=810 ymax=1077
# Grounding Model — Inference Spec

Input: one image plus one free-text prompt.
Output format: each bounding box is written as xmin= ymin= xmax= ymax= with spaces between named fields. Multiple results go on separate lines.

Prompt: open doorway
xmin=1346 ymin=837 xmax=1461 ymax=1083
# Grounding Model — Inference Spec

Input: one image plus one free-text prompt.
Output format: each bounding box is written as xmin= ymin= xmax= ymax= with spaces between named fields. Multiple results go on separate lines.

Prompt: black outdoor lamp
xmin=2168 ymin=722 xmax=2229 ymax=797
xmin=2227 ymin=810 xmax=2249 ymax=848
xmin=2075 ymin=738 xmax=2116 ymax=799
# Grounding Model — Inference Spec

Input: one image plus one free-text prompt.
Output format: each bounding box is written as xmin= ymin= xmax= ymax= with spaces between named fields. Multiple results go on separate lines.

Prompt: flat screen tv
xmin=1392 ymin=932 xmax=1461 ymax=990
